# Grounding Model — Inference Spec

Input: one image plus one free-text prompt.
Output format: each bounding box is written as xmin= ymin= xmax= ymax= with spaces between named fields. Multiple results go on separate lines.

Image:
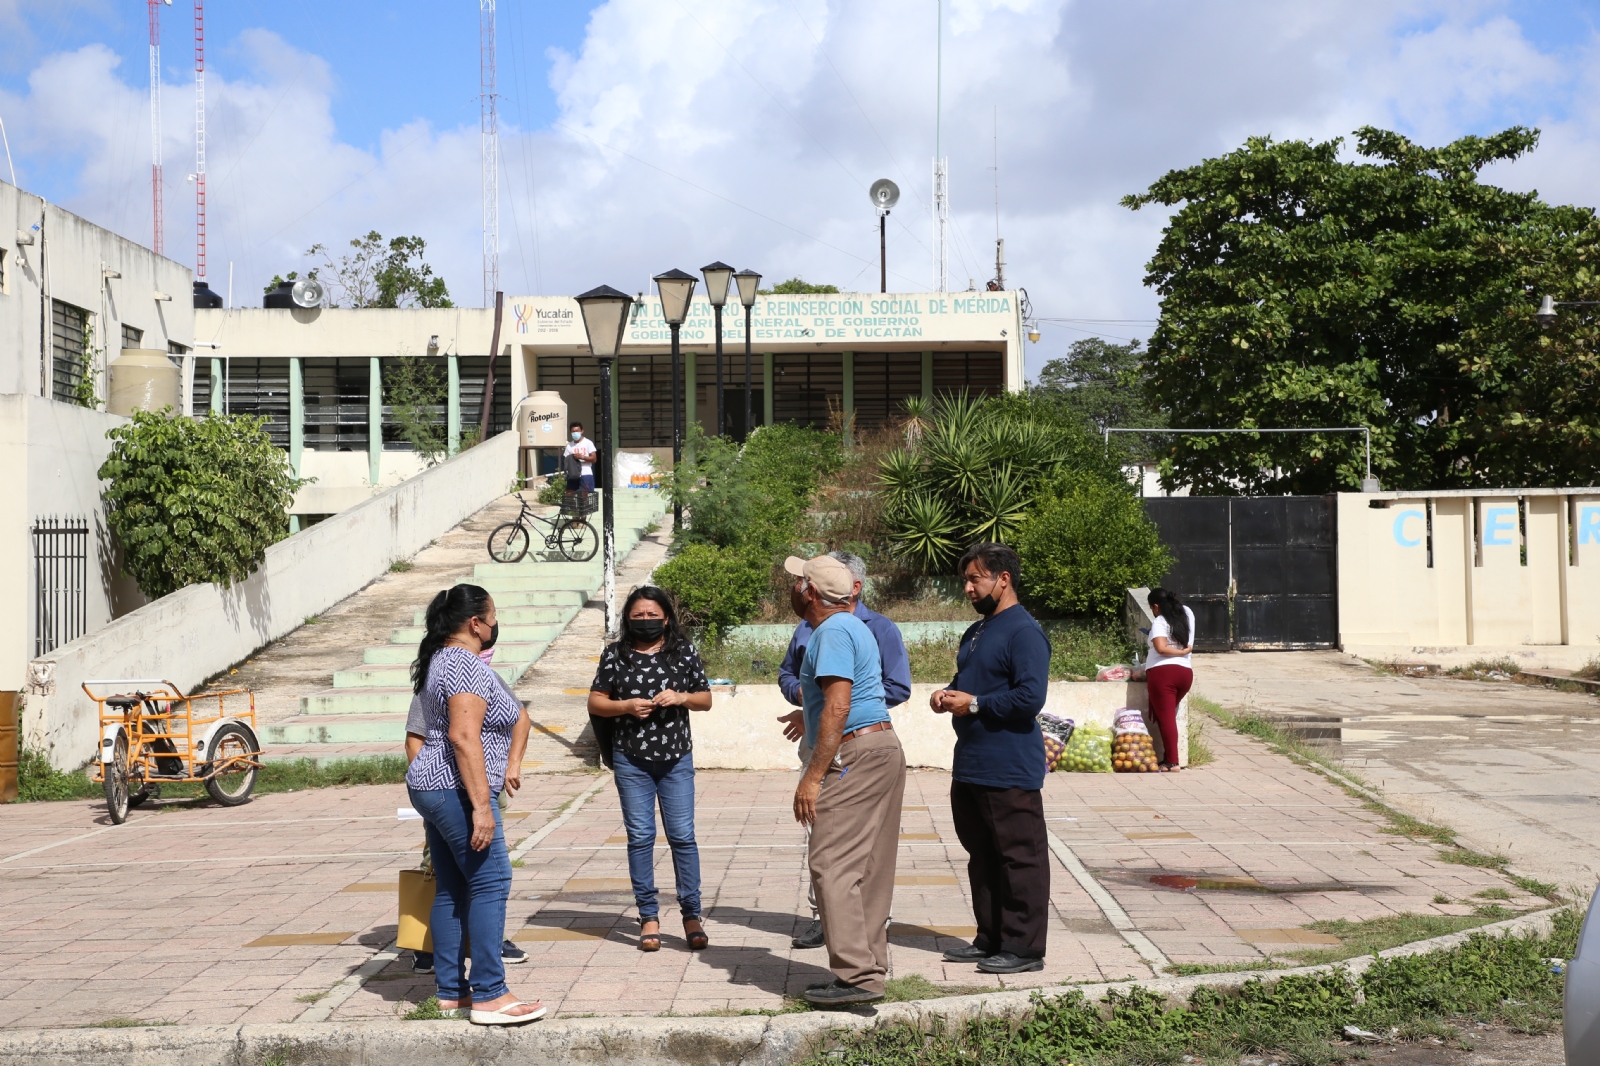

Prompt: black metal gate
xmin=1142 ymin=496 xmax=1337 ymax=650
xmin=32 ymin=517 xmax=89 ymax=657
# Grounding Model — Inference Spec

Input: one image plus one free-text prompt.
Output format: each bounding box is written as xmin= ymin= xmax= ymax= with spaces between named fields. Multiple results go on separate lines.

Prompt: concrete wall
xmin=1338 ymin=489 xmax=1600 ymax=666
xmin=21 ymin=430 xmax=519 ymax=769
xmin=2 ymin=183 xmax=194 ymax=398
xmin=691 ymin=681 xmax=1186 ymax=769
xmin=0 ymin=394 xmax=147 ymax=693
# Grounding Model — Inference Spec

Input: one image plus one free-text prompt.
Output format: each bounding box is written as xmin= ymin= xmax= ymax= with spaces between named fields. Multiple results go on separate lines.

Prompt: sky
xmin=2 ymin=0 xmax=1598 ymax=380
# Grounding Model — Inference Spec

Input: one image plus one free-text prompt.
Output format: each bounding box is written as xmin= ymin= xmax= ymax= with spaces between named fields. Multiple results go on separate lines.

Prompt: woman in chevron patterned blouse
xmin=406 ymin=584 xmax=543 ymax=1027
xmin=587 ymin=586 xmax=713 ymax=952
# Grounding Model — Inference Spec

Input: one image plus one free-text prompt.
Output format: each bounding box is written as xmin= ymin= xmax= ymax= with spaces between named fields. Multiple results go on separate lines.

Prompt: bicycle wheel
xmin=487 ymin=522 xmax=530 ymax=563
xmin=557 ymin=518 xmax=598 ymax=562
xmin=203 ymin=723 xmax=259 ymax=807
xmin=103 ymin=732 xmax=130 ymax=824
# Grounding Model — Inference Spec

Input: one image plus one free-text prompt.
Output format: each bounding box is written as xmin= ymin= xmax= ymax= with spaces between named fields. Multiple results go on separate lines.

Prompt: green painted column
xmin=447 ymin=354 xmax=461 ymax=456
xmin=922 ymin=350 xmax=934 ymax=402
xmin=210 ymin=358 xmax=224 ymax=414
xmin=288 ymin=357 xmax=304 ymax=477
xmin=684 ymin=350 xmax=697 ymax=437
xmin=369 ymin=356 xmax=382 ymax=486
xmin=763 ymin=353 xmax=774 ymax=426
xmin=841 ymin=350 xmax=854 ymax=448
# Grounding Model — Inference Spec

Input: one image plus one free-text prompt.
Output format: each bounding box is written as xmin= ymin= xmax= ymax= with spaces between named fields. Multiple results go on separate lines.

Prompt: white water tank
xmin=517 ymin=391 xmax=568 ymax=448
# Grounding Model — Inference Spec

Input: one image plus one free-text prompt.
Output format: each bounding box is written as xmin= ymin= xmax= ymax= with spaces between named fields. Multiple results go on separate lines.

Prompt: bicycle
xmin=487 ymin=491 xmax=598 ymax=563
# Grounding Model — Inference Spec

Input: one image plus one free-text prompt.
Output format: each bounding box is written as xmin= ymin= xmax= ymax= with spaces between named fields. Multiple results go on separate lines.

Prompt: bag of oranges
xmin=1111 ymin=708 xmax=1159 ymax=773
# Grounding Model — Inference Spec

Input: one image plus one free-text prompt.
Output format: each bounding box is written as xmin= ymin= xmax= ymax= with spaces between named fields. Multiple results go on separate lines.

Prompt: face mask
xmin=971 ymin=576 xmax=1002 ymax=616
xmin=478 ymin=620 xmax=499 ymax=650
xmin=628 ymin=618 xmax=666 ymax=642
xmin=571 ymin=431 xmax=582 ymax=441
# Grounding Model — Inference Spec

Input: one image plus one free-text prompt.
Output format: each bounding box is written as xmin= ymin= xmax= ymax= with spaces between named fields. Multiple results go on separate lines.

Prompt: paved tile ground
xmin=0 ymin=725 xmax=1540 ymax=1028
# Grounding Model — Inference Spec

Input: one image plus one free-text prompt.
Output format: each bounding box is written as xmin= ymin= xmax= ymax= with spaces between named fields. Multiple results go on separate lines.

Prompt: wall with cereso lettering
xmin=1337 ymin=490 xmax=1600 ymax=665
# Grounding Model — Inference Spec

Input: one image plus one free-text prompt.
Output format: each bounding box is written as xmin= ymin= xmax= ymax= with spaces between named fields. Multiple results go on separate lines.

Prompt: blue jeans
xmin=407 ymin=786 xmax=511 ymax=1002
xmin=612 ymin=748 xmax=701 ymax=920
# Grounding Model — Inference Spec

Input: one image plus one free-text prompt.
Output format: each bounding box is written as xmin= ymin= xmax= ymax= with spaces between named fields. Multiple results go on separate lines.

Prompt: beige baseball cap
xmin=783 ymin=554 xmax=854 ymax=604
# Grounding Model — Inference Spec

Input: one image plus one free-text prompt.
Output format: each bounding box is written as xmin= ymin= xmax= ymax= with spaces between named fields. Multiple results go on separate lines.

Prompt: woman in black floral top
xmin=587 ymin=586 xmax=712 ymax=951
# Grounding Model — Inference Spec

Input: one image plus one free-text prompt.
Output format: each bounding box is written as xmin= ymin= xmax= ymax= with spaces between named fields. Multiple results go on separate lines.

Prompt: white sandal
xmin=469 ymin=1000 xmax=546 ymax=1026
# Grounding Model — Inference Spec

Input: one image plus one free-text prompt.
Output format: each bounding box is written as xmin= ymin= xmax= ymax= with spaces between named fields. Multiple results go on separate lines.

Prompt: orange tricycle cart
xmin=86 ymin=679 xmax=263 ymax=823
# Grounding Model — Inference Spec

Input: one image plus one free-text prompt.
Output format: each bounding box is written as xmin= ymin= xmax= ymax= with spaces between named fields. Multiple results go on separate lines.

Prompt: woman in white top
xmin=1145 ymin=587 xmax=1195 ymax=772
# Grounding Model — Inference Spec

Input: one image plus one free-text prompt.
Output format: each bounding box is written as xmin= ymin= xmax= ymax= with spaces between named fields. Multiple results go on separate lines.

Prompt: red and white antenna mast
xmin=480 ymin=0 xmax=498 ymax=306
xmin=148 ymin=0 xmax=169 ymax=255
xmin=193 ymin=0 xmax=207 ymax=282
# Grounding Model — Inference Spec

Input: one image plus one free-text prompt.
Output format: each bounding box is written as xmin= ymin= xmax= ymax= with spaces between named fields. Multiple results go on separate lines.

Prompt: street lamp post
xmin=653 ymin=268 xmax=697 ymax=530
xmin=573 ymin=284 xmax=635 ymax=640
xmin=1535 ymin=294 xmax=1600 ymax=328
xmin=734 ymin=268 xmax=761 ymax=439
xmin=702 ymin=262 xmax=734 ymax=437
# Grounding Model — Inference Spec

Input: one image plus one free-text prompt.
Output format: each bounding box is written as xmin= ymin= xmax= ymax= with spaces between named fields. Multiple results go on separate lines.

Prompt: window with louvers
xmin=302 ymin=359 xmax=368 ymax=451
xmin=931 ymin=350 xmax=1004 ymax=399
xmin=50 ymin=300 xmax=89 ymax=403
xmin=224 ymin=358 xmax=292 ymax=448
xmin=851 ymin=351 xmax=925 ymax=430
xmin=456 ymin=356 xmax=512 ymax=438
xmin=772 ymin=351 xmax=843 ymax=429
xmin=121 ymin=323 xmax=143 ymax=349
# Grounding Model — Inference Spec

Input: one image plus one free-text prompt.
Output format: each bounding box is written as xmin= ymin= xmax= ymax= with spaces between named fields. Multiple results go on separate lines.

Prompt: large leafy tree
xmin=297 ymin=231 xmax=454 ymax=308
xmin=1124 ymin=126 xmax=1600 ymax=493
xmin=1032 ymin=337 xmax=1167 ymax=454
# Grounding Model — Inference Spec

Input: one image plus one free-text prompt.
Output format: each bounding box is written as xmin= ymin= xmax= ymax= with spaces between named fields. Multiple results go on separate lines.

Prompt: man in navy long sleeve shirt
xmin=776 ymin=551 xmax=909 ymax=949
xmin=931 ymin=542 xmax=1052 ymax=975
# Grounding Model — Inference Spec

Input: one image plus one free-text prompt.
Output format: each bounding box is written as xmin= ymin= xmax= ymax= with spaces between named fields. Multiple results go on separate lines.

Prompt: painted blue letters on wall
xmin=1482 ymin=507 xmax=1516 ymax=547
xmin=1392 ymin=510 xmax=1424 ymax=547
xmin=1579 ymin=505 xmax=1600 ymax=545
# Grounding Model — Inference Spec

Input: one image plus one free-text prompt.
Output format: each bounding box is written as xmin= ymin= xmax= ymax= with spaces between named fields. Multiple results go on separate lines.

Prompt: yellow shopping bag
xmin=397 ymin=869 xmax=435 ymax=952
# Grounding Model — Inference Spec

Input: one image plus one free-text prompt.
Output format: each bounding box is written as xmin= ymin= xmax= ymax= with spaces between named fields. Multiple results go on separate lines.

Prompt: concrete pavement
xmin=1194 ymin=650 xmax=1600 ymax=891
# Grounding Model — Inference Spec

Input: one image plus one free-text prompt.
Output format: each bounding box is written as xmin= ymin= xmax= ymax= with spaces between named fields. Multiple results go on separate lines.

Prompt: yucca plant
xmin=924 ymin=435 xmax=990 ymax=504
xmin=899 ymin=396 xmax=933 ymax=448
xmin=876 ymin=448 xmax=926 ymax=508
xmin=967 ymin=463 xmax=1031 ymax=544
xmin=932 ymin=389 xmax=985 ymax=440
xmin=887 ymin=491 xmax=960 ymax=573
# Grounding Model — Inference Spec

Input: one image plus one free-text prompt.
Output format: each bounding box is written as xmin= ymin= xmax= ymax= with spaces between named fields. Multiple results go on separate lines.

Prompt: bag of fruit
xmin=1111 ymin=708 xmax=1159 ymax=773
xmin=1056 ymin=723 xmax=1113 ymax=773
xmin=1038 ymin=713 xmax=1074 ymax=771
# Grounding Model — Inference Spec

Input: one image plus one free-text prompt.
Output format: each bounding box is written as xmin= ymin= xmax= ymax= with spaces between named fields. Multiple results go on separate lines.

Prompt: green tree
xmin=1033 ymin=338 xmax=1167 ymax=448
xmin=303 ymin=231 xmax=453 ymax=308
xmin=1124 ymin=125 xmax=1600 ymax=493
xmin=1013 ymin=473 xmax=1171 ymax=617
xmin=759 ymin=277 xmax=839 ymax=295
xmin=99 ymin=411 xmax=305 ymax=599
xmin=386 ymin=356 xmax=448 ymax=464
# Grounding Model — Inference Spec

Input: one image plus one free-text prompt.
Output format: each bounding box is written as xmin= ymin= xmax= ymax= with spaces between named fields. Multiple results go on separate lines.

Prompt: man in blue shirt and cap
xmin=777 ymin=550 xmax=910 ymax=950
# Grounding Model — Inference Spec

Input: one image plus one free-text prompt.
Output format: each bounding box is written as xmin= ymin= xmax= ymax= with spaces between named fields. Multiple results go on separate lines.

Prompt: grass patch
xmin=1185 ymin=712 xmax=1215 ymax=768
xmin=12 ymin=748 xmax=101 ymax=802
xmin=389 ymin=560 xmax=414 ymax=573
xmin=1447 ymin=656 xmax=1522 ymax=678
xmin=883 ymin=974 xmax=998 ymax=1002
xmin=1576 ymin=656 xmax=1600 ymax=681
xmin=403 ymin=996 xmax=446 ymax=1020
xmin=1512 ymin=875 xmax=1563 ymax=902
xmin=294 ymin=991 xmax=329 ymax=1003
xmin=1164 ymin=959 xmax=1290 ymax=976
xmin=510 ymin=858 xmax=526 ymax=868
xmin=18 ymin=755 xmax=409 ymax=804
xmin=85 ymin=1017 xmax=173 ymax=1028
xmin=1437 ymin=846 xmax=1510 ymax=870
xmin=808 ymin=909 xmax=1581 ymax=1066
xmin=1286 ymin=912 xmax=1513 ymax=966
xmin=303 ymin=615 xmax=321 ymax=625
xmin=1474 ymin=887 xmax=1512 ymax=901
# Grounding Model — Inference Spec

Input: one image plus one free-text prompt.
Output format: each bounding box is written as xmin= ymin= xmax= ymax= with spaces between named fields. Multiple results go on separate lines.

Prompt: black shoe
xmin=803 ymin=980 xmax=884 ymax=1008
xmin=501 ymin=939 xmax=528 ymax=964
xmin=411 ymin=951 xmax=434 ymax=974
xmin=977 ymin=951 xmax=1044 ymax=974
xmin=792 ymin=919 xmax=825 ymax=949
xmin=941 ymin=942 xmax=992 ymax=962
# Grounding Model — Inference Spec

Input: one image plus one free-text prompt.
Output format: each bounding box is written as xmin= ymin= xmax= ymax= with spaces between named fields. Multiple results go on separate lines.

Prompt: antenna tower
xmin=931 ymin=0 xmax=948 ymax=293
xmin=480 ymin=0 xmax=499 ymax=307
xmin=148 ymin=0 xmax=164 ymax=255
xmin=193 ymin=0 xmax=206 ymax=281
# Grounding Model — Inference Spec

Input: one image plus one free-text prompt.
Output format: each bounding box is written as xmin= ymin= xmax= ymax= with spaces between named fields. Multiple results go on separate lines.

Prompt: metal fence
xmin=32 ymin=517 xmax=89 ymax=657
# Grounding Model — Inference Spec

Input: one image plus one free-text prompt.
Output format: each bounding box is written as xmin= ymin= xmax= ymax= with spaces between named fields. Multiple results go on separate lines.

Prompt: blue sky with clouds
xmin=3 ymin=0 xmax=1598 ymax=378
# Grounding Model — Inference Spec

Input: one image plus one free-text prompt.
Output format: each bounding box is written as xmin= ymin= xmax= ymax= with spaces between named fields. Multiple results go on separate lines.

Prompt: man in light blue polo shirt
xmin=785 ymin=553 xmax=906 ymax=1008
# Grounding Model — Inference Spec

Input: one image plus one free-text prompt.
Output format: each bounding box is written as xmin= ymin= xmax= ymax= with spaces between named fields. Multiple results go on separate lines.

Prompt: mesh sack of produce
xmin=1056 ymin=723 xmax=1113 ymax=773
xmin=1111 ymin=708 xmax=1159 ymax=773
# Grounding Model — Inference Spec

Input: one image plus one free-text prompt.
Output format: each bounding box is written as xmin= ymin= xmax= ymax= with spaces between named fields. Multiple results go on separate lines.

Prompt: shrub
xmin=100 ymin=410 xmax=305 ymax=599
xmin=653 ymin=542 xmax=770 ymax=635
xmin=1014 ymin=473 xmax=1171 ymax=616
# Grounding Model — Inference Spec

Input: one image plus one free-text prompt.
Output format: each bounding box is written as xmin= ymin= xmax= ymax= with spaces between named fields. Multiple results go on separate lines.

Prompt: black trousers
xmin=950 ymin=780 xmax=1050 ymax=959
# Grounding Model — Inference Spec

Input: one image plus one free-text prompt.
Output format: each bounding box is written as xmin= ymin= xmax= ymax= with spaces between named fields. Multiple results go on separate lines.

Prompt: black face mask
xmin=479 ymin=621 xmax=499 ymax=650
xmin=972 ymin=593 xmax=999 ymax=616
xmin=628 ymin=618 xmax=666 ymax=643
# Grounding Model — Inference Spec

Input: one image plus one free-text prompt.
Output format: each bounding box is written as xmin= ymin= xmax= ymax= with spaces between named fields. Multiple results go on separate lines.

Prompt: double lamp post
xmin=573 ymin=263 xmax=761 ymax=637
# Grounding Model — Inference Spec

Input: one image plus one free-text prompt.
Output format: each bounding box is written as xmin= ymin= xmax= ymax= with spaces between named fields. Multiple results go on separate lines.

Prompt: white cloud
xmin=2 ymin=0 xmax=1598 ymax=377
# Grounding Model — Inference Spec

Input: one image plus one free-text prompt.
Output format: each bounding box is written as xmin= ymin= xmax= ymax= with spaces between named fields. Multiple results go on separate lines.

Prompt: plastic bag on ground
xmin=1055 ymin=723 xmax=1113 ymax=773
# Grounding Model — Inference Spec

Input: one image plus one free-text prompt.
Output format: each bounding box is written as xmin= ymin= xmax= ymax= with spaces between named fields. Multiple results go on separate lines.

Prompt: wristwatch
xmin=969 ymin=696 xmax=981 ymax=718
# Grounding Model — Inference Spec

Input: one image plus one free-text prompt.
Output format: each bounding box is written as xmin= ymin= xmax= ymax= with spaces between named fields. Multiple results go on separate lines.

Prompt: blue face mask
xmin=571 ymin=431 xmax=582 ymax=441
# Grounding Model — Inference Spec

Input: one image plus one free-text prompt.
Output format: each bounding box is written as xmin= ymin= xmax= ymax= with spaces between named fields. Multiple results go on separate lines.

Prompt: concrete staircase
xmin=261 ymin=490 xmax=667 ymax=762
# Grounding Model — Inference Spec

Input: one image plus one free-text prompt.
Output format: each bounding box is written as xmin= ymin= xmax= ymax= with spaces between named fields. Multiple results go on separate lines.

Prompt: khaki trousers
xmin=807 ymin=729 xmax=906 ymax=994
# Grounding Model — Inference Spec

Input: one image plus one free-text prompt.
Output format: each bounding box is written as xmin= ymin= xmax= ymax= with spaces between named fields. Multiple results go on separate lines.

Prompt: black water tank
xmin=263 ymin=281 xmax=296 ymax=309
xmin=193 ymin=280 xmax=223 ymax=308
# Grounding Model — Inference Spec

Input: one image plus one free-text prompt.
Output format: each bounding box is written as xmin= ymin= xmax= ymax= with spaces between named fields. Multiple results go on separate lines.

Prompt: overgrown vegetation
xmin=386 ymin=356 xmax=448 ymax=463
xmin=810 ymin=912 xmax=1580 ymax=1066
xmin=14 ymin=747 xmax=100 ymax=802
xmin=11 ymin=755 xmax=408 ymax=804
xmin=100 ymin=410 xmax=305 ymax=598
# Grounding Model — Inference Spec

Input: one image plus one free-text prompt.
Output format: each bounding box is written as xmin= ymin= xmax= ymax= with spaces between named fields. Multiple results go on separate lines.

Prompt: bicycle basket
xmin=560 ymin=491 xmax=598 ymax=516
